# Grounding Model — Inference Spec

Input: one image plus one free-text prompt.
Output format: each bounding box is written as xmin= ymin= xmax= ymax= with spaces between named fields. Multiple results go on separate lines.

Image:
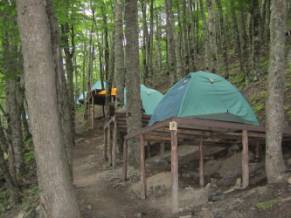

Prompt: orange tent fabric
xmin=97 ymin=88 xmax=117 ymax=96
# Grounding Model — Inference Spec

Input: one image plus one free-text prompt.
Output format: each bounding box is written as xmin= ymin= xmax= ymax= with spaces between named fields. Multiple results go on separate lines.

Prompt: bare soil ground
xmin=73 ymin=119 xmax=168 ymax=218
xmin=74 ymin=117 xmax=291 ymax=218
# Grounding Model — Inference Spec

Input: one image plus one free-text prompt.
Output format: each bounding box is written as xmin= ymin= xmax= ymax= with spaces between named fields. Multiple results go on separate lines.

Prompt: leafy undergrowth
xmin=1 ymin=138 xmax=39 ymax=218
xmin=0 ymin=184 xmax=39 ymax=218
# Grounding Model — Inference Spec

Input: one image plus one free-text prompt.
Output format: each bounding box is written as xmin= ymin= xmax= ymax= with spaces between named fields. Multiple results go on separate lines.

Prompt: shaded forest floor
xmin=74 ymin=119 xmax=167 ymax=218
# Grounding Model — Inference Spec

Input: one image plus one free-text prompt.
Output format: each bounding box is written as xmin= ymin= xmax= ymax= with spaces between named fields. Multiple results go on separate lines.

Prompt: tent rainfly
xmin=149 ymin=71 xmax=259 ymax=125
xmin=124 ymin=84 xmax=164 ymax=115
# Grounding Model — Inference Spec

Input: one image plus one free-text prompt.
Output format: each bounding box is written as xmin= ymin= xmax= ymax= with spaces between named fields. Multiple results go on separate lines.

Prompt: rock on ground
xmin=130 ymin=172 xmax=172 ymax=197
xmin=179 ymin=186 xmax=209 ymax=209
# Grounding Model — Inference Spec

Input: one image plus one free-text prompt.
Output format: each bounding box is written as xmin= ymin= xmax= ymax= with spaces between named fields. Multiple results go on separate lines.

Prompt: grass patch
xmin=256 ymin=199 xmax=279 ymax=210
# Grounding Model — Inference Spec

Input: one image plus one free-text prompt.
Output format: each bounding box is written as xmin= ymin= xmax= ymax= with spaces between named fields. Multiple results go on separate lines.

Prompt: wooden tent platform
xmin=103 ymin=111 xmax=150 ymax=168
xmin=122 ymin=117 xmax=291 ymax=212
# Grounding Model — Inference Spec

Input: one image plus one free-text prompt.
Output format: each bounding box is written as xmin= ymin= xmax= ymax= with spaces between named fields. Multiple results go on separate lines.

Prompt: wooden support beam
xmin=170 ymin=121 xmax=179 ymax=213
xmin=102 ymin=104 xmax=105 ymax=117
xmin=140 ymin=134 xmax=147 ymax=199
xmin=242 ymin=129 xmax=249 ymax=188
xmin=255 ymin=142 xmax=261 ymax=161
xmin=125 ymin=119 xmax=169 ymax=140
xmin=112 ymin=118 xmax=117 ymax=169
xmin=108 ymin=125 xmax=112 ymax=166
xmin=104 ymin=128 xmax=108 ymax=161
xmin=91 ymin=104 xmax=94 ymax=129
xmin=146 ymin=142 xmax=151 ymax=159
xmin=123 ymin=140 xmax=128 ymax=181
xmin=160 ymin=142 xmax=165 ymax=159
xmin=199 ymin=137 xmax=204 ymax=187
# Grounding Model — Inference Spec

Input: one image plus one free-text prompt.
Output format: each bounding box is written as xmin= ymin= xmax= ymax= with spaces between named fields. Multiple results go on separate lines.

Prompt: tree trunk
xmin=141 ymin=0 xmax=149 ymax=83
xmin=155 ymin=12 xmax=162 ymax=78
xmin=176 ymin=0 xmax=184 ymax=78
xmin=165 ymin=0 xmax=177 ymax=84
xmin=148 ymin=0 xmax=154 ymax=82
xmin=199 ymin=0 xmax=209 ymax=69
xmin=46 ymin=0 xmax=74 ymax=175
xmin=250 ymin=0 xmax=261 ymax=80
xmin=239 ymin=1 xmax=251 ymax=82
xmin=230 ymin=0 xmax=244 ymax=74
xmin=61 ymin=23 xmax=76 ymax=144
xmin=100 ymin=1 xmax=112 ymax=118
xmin=207 ymin=0 xmax=218 ymax=73
xmin=215 ymin=0 xmax=229 ymax=77
xmin=188 ymin=0 xmax=197 ymax=71
xmin=114 ymin=0 xmax=125 ymax=107
xmin=124 ymin=0 xmax=142 ymax=166
xmin=16 ymin=0 xmax=80 ymax=217
xmin=265 ymin=0 xmax=287 ymax=184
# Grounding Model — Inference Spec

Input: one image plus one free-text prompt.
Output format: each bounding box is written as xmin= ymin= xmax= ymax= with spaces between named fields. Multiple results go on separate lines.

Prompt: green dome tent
xmin=149 ymin=71 xmax=259 ymax=125
xmin=124 ymin=84 xmax=164 ymax=115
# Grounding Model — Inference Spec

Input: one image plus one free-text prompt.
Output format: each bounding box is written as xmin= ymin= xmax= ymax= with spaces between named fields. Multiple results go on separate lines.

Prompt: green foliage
xmin=21 ymin=185 xmax=39 ymax=212
xmin=0 ymin=188 xmax=11 ymax=214
xmin=250 ymin=90 xmax=267 ymax=114
xmin=24 ymin=147 xmax=34 ymax=165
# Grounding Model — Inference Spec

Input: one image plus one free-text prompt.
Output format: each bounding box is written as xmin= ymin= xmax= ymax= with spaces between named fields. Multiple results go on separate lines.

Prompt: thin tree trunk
xmin=148 ymin=0 xmax=154 ymax=82
xmin=61 ymin=23 xmax=76 ymax=144
xmin=176 ymin=0 xmax=184 ymax=78
xmin=101 ymin=1 xmax=112 ymax=118
xmin=188 ymin=0 xmax=197 ymax=71
xmin=230 ymin=0 xmax=244 ymax=74
xmin=207 ymin=0 xmax=218 ymax=73
xmin=215 ymin=0 xmax=229 ymax=77
xmin=141 ymin=0 xmax=149 ymax=83
xmin=199 ymin=0 xmax=209 ymax=69
xmin=46 ymin=0 xmax=74 ymax=175
xmin=165 ymin=0 xmax=177 ymax=84
xmin=250 ymin=0 xmax=261 ymax=80
xmin=239 ymin=1 xmax=251 ymax=82
xmin=155 ymin=12 xmax=162 ymax=78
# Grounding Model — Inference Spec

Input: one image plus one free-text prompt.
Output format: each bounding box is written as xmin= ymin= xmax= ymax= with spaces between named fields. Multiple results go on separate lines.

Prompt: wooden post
xmin=104 ymin=127 xmax=108 ymax=161
xmin=112 ymin=118 xmax=117 ymax=169
xmin=242 ymin=129 xmax=249 ymax=188
xmin=160 ymin=142 xmax=165 ymax=159
xmin=170 ymin=121 xmax=178 ymax=213
xmin=108 ymin=124 xmax=112 ymax=166
xmin=91 ymin=103 xmax=94 ymax=129
xmin=146 ymin=142 xmax=151 ymax=159
xmin=255 ymin=142 xmax=260 ymax=161
xmin=102 ymin=104 xmax=105 ymax=117
xmin=140 ymin=134 xmax=147 ymax=199
xmin=123 ymin=140 xmax=128 ymax=181
xmin=199 ymin=137 xmax=204 ymax=187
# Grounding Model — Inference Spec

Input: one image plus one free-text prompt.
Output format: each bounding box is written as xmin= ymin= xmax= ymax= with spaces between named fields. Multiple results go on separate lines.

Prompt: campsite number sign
xmin=169 ymin=121 xmax=178 ymax=131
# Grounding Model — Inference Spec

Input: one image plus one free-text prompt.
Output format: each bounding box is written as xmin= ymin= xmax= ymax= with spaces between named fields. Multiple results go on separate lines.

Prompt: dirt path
xmin=73 ymin=121 xmax=166 ymax=218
